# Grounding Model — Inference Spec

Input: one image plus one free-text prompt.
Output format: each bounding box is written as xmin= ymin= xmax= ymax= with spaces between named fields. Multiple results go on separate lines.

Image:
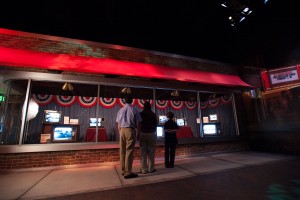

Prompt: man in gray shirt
xmin=116 ymin=95 xmax=142 ymax=179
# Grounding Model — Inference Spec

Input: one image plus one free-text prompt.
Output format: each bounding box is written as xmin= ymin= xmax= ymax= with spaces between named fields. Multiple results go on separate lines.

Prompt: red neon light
xmin=0 ymin=47 xmax=252 ymax=88
xmin=261 ymin=71 xmax=271 ymax=90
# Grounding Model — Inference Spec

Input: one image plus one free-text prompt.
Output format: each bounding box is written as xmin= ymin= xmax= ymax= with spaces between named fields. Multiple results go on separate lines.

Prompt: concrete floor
xmin=0 ymin=151 xmax=299 ymax=200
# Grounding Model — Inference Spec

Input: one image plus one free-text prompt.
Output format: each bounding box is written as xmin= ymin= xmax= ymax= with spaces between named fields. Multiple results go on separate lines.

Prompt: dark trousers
xmin=164 ymin=141 xmax=176 ymax=167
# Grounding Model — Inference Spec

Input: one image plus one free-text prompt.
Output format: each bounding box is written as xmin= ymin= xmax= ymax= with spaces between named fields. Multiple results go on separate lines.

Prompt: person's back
xmin=139 ymin=101 xmax=158 ymax=174
xmin=140 ymin=110 xmax=157 ymax=133
xmin=164 ymin=112 xmax=179 ymax=168
xmin=116 ymin=95 xmax=142 ymax=179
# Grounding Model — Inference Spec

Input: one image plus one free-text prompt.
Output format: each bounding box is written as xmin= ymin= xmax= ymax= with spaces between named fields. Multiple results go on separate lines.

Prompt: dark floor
xmin=45 ymin=159 xmax=300 ymax=200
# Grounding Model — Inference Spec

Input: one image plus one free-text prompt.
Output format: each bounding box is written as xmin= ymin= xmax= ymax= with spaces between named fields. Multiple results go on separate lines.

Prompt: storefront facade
xmin=0 ymin=28 xmax=252 ymax=170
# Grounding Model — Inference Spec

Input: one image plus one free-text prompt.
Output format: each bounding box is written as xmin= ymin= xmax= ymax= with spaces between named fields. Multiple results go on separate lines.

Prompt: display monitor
xmin=176 ymin=118 xmax=186 ymax=126
xmin=203 ymin=124 xmax=217 ymax=134
xmin=52 ymin=125 xmax=77 ymax=142
xmin=159 ymin=115 xmax=168 ymax=124
xmin=89 ymin=117 xmax=104 ymax=127
xmin=43 ymin=110 xmax=62 ymax=124
xmin=156 ymin=125 xmax=164 ymax=137
xmin=209 ymin=114 xmax=218 ymax=122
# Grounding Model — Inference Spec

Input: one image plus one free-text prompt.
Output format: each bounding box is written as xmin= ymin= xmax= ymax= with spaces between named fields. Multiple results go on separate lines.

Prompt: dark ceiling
xmin=1 ymin=0 xmax=300 ymax=69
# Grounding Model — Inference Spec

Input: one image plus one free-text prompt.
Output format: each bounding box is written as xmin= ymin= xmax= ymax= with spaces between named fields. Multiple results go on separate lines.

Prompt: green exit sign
xmin=0 ymin=95 xmax=5 ymax=102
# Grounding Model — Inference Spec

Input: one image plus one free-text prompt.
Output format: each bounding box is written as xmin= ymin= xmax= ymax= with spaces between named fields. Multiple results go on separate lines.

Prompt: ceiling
xmin=1 ymin=0 xmax=300 ymax=69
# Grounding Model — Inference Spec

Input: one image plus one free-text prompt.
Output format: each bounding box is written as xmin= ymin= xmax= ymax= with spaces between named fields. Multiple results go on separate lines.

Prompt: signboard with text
xmin=270 ymin=69 xmax=299 ymax=85
xmin=263 ymin=65 xmax=300 ymax=89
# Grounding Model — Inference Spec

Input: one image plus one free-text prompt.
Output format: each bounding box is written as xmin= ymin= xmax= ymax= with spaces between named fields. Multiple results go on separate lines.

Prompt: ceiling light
xmin=221 ymin=2 xmax=228 ymax=8
xmin=121 ymin=87 xmax=131 ymax=94
xmin=171 ymin=90 xmax=179 ymax=97
xmin=242 ymin=7 xmax=252 ymax=15
xmin=243 ymin=7 xmax=249 ymax=13
xmin=62 ymin=82 xmax=74 ymax=91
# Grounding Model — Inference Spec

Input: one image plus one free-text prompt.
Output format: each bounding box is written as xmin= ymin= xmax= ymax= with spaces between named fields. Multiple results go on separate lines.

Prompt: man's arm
xmin=117 ymin=122 xmax=120 ymax=132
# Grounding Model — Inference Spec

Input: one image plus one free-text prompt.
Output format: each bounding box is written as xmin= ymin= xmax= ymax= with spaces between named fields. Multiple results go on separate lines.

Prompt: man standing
xmin=138 ymin=101 xmax=158 ymax=174
xmin=116 ymin=95 xmax=142 ymax=179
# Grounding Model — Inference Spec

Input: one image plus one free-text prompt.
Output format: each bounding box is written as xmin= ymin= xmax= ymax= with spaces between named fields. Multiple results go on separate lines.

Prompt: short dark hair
xmin=124 ymin=95 xmax=133 ymax=104
xmin=166 ymin=112 xmax=174 ymax=119
xmin=143 ymin=101 xmax=151 ymax=110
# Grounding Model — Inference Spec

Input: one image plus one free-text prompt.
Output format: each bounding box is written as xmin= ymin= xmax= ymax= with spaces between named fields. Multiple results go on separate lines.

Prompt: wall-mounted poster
xmin=40 ymin=134 xmax=51 ymax=144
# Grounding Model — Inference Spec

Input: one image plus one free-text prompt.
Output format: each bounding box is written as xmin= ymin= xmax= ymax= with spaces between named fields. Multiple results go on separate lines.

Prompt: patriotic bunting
xmin=117 ymin=98 xmax=137 ymax=107
xmin=77 ymin=96 xmax=97 ymax=108
xmin=156 ymin=100 xmax=168 ymax=110
xmin=169 ymin=100 xmax=184 ymax=110
xmin=208 ymin=97 xmax=220 ymax=108
xmin=55 ymin=96 xmax=77 ymax=107
xmin=137 ymin=99 xmax=153 ymax=108
xmin=220 ymin=95 xmax=232 ymax=104
xmin=99 ymin=97 xmax=117 ymax=108
xmin=32 ymin=94 xmax=221 ymax=110
xmin=200 ymin=101 xmax=208 ymax=109
xmin=184 ymin=101 xmax=197 ymax=110
xmin=32 ymin=94 xmax=54 ymax=106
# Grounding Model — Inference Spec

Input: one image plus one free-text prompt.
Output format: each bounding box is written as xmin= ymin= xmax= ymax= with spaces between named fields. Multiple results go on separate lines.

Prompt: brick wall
xmin=0 ymin=141 xmax=249 ymax=169
xmin=0 ymin=30 xmax=238 ymax=75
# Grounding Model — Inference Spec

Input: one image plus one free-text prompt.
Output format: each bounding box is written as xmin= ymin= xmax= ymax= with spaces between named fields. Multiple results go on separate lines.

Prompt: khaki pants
xmin=139 ymin=132 xmax=156 ymax=173
xmin=119 ymin=128 xmax=136 ymax=176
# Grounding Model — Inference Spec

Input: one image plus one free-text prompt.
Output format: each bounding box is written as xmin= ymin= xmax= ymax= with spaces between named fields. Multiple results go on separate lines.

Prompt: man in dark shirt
xmin=164 ymin=112 xmax=179 ymax=168
xmin=138 ymin=101 xmax=158 ymax=174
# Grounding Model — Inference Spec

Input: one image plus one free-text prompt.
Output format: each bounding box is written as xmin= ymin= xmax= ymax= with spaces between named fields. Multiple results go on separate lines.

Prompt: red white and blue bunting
xmin=55 ymin=96 xmax=77 ymax=107
xmin=220 ymin=95 xmax=232 ymax=104
xmin=184 ymin=101 xmax=197 ymax=110
xmin=208 ymin=98 xmax=220 ymax=108
xmin=137 ymin=99 xmax=153 ymax=108
xmin=156 ymin=100 xmax=169 ymax=110
xmin=99 ymin=97 xmax=117 ymax=108
xmin=169 ymin=100 xmax=184 ymax=110
xmin=118 ymin=98 xmax=137 ymax=107
xmin=200 ymin=101 xmax=209 ymax=110
xmin=32 ymin=94 xmax=54 ymax=106
xmin=200 ymin=95 xmax=232 ymax=109
xmin=32 ymin=94 xmax=202 ymax=110
xmin=77 ymin=96 xmax=97 ymax=108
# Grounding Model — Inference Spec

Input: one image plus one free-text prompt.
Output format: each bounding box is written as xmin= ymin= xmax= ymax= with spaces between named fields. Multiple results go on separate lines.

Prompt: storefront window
xmin=155 ymin=89 xmax=199 ymax=138
xmin=25 ymin=81 xmax=99 ymax=144
xmin=0 ymin=76 xmax=239 ymax=145
xmin=99 ymin=85 xmax=154 ymax=141
xmin=200 ymin=93 xmax=237 ymax=136
xmin=0 ymin=79 xmax=28 ymax=145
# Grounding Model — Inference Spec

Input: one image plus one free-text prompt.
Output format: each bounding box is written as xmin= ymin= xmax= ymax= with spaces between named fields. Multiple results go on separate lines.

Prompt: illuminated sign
xmin=270 ymin=69 xmax=299 ymax=85
xmin=0 ymin=95 xmax=5 ymax=102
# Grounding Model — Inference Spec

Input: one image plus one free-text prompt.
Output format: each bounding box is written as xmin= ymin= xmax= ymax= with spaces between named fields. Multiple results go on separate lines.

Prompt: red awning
xmin=0 ymin=47 xmax=253 ymax=88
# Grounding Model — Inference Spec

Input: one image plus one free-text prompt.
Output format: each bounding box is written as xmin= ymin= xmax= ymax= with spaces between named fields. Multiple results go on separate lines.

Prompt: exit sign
xmin=0 ymin=95 xmax=5 ymax=102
